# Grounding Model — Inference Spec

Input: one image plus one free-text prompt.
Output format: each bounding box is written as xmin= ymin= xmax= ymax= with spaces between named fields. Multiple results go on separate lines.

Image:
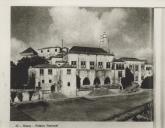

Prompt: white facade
xmin=28 ymin=45 xmax=153 ymax=97
xmin=37 ymin=47 xmax=61 ymax=58
xmin=29 ymin=64 xmax=77 ymax=97
xmin=66 ymin=53 xmax=125 ymax=87
xmin=143 ymin=64 xmax=153 ymax=78
xmin=123 ymin=60 xmax=145 ymax=84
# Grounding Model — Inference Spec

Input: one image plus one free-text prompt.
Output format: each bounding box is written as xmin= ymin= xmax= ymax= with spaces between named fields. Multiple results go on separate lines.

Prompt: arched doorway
xmin=94 ymin=77 xmax=101 ymax=85
xmin=104 ymin=77 xmax=111 ymax=85
xmin=51 ymin=85 xmax=55 ymax=92
xmin=83 ymin=77 xmax=90 ymax=85
xmin=76 ymin=75 xmax=81 ymax=89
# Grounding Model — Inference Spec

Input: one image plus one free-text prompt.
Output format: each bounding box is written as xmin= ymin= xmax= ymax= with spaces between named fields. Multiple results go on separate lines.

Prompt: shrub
xmin=11 ymin=91 xmax=17 ymax=102
xmin=17 ymin=92 xmax=23 ymax=102
xmin=141 ymin=76 xmax=153 ymax=89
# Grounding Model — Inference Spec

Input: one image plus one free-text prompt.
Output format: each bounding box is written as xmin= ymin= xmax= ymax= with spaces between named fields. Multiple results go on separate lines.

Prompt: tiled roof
xmin=60 ymin=63 xmax=75 ymax=68
xmin=56 ymin=61 xmax=67 ymax=63
xmin=113 ymin=58 xmax=125 ymax=62
xmin=69 ymin=46 xmax=113 ymax=55
xmin=33 ymin=63 xmax=75 ymax=68
xmin=20 ymin=47 xmax=38 ymax=55
xmin=33 ymin=64 xmax=58 ymax=68
xmin=119 ymin=57 xmax=144 ymax=62
xmin=38 ymin=46 xmax=61 ymax=50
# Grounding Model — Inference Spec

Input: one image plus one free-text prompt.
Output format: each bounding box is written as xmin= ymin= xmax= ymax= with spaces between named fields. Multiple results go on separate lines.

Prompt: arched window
xmin=104 ymin=77 xmax=111 ymax=84
xmin=94 ymin=77 xmax=100 ymax=85
xmin=83 ymin=77 xmax=90 ymax=85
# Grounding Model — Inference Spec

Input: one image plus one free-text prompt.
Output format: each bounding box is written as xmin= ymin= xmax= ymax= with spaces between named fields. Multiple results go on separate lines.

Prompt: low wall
xmin=11 ymin=90 xmax=41 ymax=103
xmin=77 ymin=90 xmax=91 ymax=97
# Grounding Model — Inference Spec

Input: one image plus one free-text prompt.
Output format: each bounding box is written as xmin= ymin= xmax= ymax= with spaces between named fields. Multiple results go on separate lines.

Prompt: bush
xmin=11 ymin=91 xmax=17 ymax=102
xmin=17 ymin=92 xmax=23 ymax=102
xmin=121 ymin=68 xmax=134 ymax=89
xmin=141 ymin=76 xmax=153 ymax=89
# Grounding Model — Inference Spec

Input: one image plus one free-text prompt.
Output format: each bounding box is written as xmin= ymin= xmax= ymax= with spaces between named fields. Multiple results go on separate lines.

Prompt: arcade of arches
xmin=76 ymin=75 xmax=111 ymax=87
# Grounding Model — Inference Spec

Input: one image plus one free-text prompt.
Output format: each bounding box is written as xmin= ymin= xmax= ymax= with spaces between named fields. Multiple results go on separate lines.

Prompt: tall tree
xmin=11 ymin=56 xmax=48 ymax=89
xmin=121 ymin=67 xmax=134 ymax=89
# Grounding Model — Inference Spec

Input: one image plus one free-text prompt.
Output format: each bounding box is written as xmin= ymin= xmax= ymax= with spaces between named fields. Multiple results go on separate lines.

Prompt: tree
xmin=10 ymin=61 xmax=19 ymax=89
xmin=17 ymin=92 xmax=23 ymax=102
xmin=11 ymin=91 xmax=17 ymax=102
xmin=10 ymin=56 xmax=48 ymax=89
xmin=141 ymin=76 xmax=153 ymax=89
xmin=121 ymin=67 xmax=134 ymax=89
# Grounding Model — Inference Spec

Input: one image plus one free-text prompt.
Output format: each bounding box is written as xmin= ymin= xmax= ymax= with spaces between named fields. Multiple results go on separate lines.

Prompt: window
xmin=112 ymin=63 xmax=115 ymax=70
xmin=118 ymin=71 xmax=122 ymax=78
xmin=49 ymin=80 xmax=52 ymax=83
xmin=71 ymin=61 xmax=77 ymax=67
xmin=116 ymin=64 xmax=119 ymax=70
xmin=106 ymin=62 xmax=111 ymax=69
xmin=81 ymin=61 xmax=86 ymax=68
xmin=90 ymin=61 xmax=95 ymax=69
xmin=42 ymin=80 xmax=44 ymax=83
xmin=122 ymin=64 xmax=124 ymax=70
xmin=48 ymin=69 xmax=52 ymax=75
xmin=129 ymin=65 xmax=132 ymax=70
xmin=67 ymin=82 xmax=70 ymax=86
xmin=146 ymin=67 xmax=151 ymax=70
xmin=135 ymin=65 xmax=139 ymax=71
xmin=40 ymin=69 xmax=44 ymax=75
xmin=67 ymin=69 xmax=71 ymax=74
xmin=141 ymin=65 xmax=144 ymax=70
xmin=41 ymin=50 xmax=43 ymax=53
xmin=55 ymin=49 xmax=57 ymax=52
xmin=135 ymin=76 xmax=138 ymax=81
xmin=47 ymin=49 xmax=49 ymax=52
xmin=98 ymin=62 xmax=103 ymax=68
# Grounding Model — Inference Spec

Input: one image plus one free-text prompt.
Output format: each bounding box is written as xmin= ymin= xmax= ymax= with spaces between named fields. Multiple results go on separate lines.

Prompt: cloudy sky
xmin=11 ymin=7 xmax=153 ymax=63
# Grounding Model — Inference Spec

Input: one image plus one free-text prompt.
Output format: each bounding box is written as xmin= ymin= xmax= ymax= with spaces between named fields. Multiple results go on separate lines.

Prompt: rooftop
xmin=69 ymin=46 xmax=113 ymax=55
xmin=38 ymin=46 xmax=61 ymax=50
xmin=119 ymin=57 xmax=145 ymax=62
xmin=113 ymin=58 xmax=125 ymax=62
xmin=20 ymin=47 xmax=38 ymax=55
xmin=33 ymin=63 xmax=75 ymax=68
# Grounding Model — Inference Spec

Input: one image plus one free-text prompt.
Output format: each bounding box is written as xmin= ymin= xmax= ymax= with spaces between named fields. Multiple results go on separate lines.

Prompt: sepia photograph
xmin=10 ymin=6 xmax=154 ymax=122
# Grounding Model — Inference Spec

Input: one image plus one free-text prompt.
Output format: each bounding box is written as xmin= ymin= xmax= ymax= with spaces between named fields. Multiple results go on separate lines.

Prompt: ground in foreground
xmin=10 ymin=89 xmax=153 ymax=121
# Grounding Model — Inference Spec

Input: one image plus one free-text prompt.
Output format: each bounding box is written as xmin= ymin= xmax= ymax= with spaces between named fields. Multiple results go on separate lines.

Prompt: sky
xmin=11 ymin=7 xmax=153 ymax=63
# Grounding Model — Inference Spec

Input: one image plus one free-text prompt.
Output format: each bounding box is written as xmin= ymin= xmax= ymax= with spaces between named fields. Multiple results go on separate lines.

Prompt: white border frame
xmin=0 ymin=1 xmax=164 ymax=128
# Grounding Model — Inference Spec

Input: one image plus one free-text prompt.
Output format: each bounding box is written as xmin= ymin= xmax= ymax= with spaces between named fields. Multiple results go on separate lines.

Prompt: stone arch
xmin=94 ymin=77 xmax=101 ymax=85
xmin=83 ymin=77 xmax=90 ymax=85
xmin=104 ymin=77 xmax=111 ymax=85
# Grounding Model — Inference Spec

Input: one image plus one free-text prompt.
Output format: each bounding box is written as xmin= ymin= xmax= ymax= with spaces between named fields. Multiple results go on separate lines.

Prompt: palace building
xmin=26 ymin=33 xmax=153 ymax=97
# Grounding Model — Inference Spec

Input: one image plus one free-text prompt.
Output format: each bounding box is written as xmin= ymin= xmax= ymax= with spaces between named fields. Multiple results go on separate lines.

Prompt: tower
xmin=100 ymin=32 xmax=110 ymax=53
